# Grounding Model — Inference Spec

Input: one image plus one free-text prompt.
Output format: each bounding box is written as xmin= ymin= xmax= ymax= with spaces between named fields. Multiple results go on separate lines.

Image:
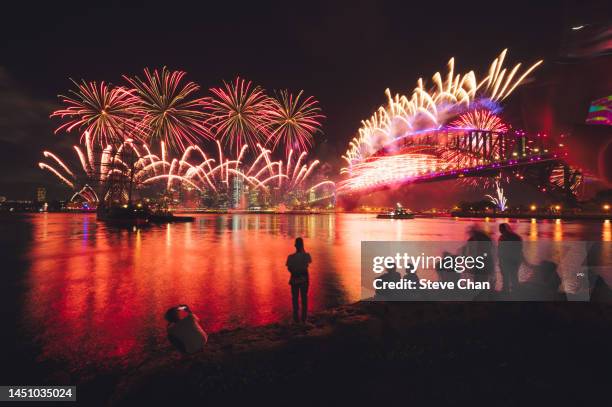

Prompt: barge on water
xmin=97 ymin=204 xmax=194 ymax=226
xmin=377 ymin=203 xmax=415 ymax=219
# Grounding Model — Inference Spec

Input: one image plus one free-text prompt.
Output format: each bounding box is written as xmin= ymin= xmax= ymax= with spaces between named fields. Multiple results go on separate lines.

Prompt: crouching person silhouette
xmin=164 ymin=305 xmax=208 ymax=354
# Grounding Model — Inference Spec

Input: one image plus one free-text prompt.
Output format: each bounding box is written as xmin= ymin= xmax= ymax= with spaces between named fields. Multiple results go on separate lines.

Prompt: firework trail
xmin=485 ymin=181 xmax=508 ymax=211
xmin=202 ymin=77 xmax=273 ymax=156
xmin=39 ymin=131 xmax=96 ymax=190
xmin=267 ymin=90 xmax=324 ymax=155
xmin=342 ymin=50 xmax=543 ymax=173
xmin=39 ymin=132 xmax=172 ymax=204
xmin=479 ymin=49 xmax=543 ymax=102
xmin=338 ymin=148 xmax=446 ymax=193
xmin=51 ymin=80 xmax=142 ymax=146
xmin=144 ymin=142 xmax=334 ymax=202
xmin=549 ymin=163 xmax=583 ymax=194
xmin=40 ymin=135 xmax=334 ymax=206
xmin=124 ymin=67 xmax=210 ymax=151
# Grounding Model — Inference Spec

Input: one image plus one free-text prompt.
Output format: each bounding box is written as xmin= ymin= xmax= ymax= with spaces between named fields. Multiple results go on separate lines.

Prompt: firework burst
xmin=267 ymin=90 xmax=324 ymax=155
xmin=124 ymin=67 xmax=210 ymax=151
xmin=51 ymin=80 xmax=141 ymax=146
xmin=450 ymin=109 xmax=509 ymax=133
xmin=202 ymin=77 xmax=273 ymax=155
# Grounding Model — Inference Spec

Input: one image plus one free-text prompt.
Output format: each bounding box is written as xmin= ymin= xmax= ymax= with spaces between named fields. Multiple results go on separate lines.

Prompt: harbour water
xmin=1 ymin=213 xmax=610 ymax=375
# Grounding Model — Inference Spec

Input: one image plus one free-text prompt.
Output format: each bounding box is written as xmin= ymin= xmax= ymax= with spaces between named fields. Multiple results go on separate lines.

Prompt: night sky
xmin=0 ymin=0 xmax=597 ymax=199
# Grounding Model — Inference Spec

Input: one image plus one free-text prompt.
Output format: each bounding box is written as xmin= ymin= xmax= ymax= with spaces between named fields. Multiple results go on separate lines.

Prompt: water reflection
xmin=529 ymin=218 xmax=538 ymax=240
xmin=3 ymin=213 xmax=609 ymax=372
xmin=554 ymin=219 xmax=563 ymax=241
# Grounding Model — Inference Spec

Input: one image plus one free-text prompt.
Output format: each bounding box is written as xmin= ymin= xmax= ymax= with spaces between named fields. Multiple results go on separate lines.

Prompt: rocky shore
xmin=62 ymin=298 xmax=612 ymax=406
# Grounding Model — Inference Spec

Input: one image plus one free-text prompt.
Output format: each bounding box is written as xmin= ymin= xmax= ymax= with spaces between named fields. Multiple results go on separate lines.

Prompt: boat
xmin=98 ymin=205 xmax=195 ymax=225
xmin=376 ymin=203 xmax=415 ymax=219
xmin=96 ymin=203 xmax=150 ymax=226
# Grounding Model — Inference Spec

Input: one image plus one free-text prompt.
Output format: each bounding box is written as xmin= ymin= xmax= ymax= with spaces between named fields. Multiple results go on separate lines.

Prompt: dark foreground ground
xmin=42 ymin=299 xmax=607 ymax=406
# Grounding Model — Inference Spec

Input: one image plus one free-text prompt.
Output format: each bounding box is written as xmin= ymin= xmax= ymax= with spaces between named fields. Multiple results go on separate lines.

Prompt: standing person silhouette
xmin=465 ymin=225 xmax=495 ymax=286
xmin=286 ymin=237 xmax=312 ymax=323
xmin=498 ymin=223 xmax=523 ymax=293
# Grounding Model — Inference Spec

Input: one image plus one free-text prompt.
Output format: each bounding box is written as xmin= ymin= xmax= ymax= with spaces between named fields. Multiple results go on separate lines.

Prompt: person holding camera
xmin=164 ymin=305 xmax=208 ymax=354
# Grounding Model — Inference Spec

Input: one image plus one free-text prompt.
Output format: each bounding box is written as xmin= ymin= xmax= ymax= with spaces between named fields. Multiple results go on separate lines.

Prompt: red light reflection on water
xmin=20 ymin=213 xmax=609 ymax=371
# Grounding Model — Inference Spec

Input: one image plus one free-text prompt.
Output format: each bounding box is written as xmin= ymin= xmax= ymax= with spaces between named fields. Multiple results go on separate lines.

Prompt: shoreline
xmin=4 ymin=210 xmax=611 ymax=221
xmin=51 ymin=297 xmax=612 ymax=406
xmin=450 ymin=211 xmax=611 ymax=221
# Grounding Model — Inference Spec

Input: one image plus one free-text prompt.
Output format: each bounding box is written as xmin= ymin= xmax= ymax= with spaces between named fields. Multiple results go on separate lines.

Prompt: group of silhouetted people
xmin=463 ymin=222 xmax=566 ymax=297
xmin=373 ymin=222 xmax=576 ymax=301
xmin=489 ymin=222 xmax=562 ymax=297
xmin=460 ymin=222 xmax=529 ymax=294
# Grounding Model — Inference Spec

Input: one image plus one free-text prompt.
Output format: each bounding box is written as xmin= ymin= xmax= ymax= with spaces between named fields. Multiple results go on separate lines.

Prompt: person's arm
xmin=167 ymin=327 xmax=186 ymax=353
xmin=191 ymin=314 xmax=208 ymax=346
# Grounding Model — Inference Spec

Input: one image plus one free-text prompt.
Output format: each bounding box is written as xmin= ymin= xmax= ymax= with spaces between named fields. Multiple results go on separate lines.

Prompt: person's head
xmin=467 ymin=223 xmax=486 ymax=237
xmin=468 ymin=226 xmax=491 ymax=242
xmin=499 ymin=223 xmax=511 ymax=234
xmin=165 ymin=305 xmax=190 ymax=324
xmin=164 ymin=307 xmax=180 ymax=324
xmin=386 ymin=262 xmax=396 ymax=273
xmin=294 ymin=237 xmax=304 ymax=252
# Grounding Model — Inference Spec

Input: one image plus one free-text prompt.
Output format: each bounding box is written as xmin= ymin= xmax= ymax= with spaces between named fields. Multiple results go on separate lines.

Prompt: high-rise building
xmin=248 ymin=187 xmax=260 ymax=209
xmin=231 ymin=176 xmax=244 ymax=209
xmin=36 ymin=187 xmax=46 ymax=203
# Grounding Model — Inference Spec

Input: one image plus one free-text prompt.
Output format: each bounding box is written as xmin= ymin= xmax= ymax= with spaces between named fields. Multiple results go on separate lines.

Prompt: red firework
xmin=123 ymin=67 xmax=210 ymax=151
xmin=450 ymin=109 xmax=509 ymax=133
xmin=267 ymin=90 xmax=324 ymax=155
xmin=201 ymin=77 xmax=273 ymax=155
xmin=51 ymin=80 xmax=141 ymax=146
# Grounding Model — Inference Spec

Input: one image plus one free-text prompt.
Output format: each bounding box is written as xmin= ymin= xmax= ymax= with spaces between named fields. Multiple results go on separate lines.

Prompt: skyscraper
xmin=231 ymin=176 xmax=244 ymax=209
xmin=36 ymin=187 xmax=46 ymax=203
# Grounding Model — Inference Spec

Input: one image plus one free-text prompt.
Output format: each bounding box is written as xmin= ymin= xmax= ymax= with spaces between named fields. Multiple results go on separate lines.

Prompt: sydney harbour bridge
xmin=336 ymin=127 xmax=583 ymax=205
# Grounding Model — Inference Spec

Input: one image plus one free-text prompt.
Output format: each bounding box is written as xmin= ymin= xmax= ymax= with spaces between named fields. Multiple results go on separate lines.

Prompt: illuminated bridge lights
xmin=338 ymin=147 xmax=567 ymax=195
